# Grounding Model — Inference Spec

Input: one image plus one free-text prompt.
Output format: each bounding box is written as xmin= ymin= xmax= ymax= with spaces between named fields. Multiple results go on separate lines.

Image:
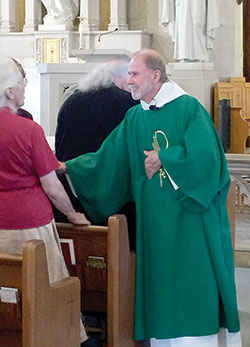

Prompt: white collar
xmin=141 ymin=81 xmax=188 ymax=110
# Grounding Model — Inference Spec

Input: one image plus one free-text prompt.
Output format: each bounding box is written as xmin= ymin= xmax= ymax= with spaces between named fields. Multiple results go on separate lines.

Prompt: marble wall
xmin=0 ymin=0 xmax=244 ymax=130
xmin=127 ymin=0 xmax=243 ymax=81
xmin=0 ymin=0 xmax=243 ymax=81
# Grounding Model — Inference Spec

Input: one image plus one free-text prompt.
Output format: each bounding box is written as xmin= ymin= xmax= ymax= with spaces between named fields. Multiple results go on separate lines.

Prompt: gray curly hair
xmin=78 ymin=60 xmax=128 ymax=92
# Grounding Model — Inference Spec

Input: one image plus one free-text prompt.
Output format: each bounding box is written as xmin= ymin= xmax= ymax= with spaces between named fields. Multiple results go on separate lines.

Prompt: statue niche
xmin=41 ymin=0 xmax=79 ymax=26
xmin=161 ymin=0 xmax=220 ymax=62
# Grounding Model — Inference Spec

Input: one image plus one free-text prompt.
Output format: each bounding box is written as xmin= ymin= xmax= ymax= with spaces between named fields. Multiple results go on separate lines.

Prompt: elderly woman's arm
xmin=40 ymin=170 xmax=90 ymax=225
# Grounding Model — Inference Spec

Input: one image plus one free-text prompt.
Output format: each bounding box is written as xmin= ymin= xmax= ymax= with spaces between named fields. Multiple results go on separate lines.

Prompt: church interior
xmin=0 ymin=0 xmax=250 ymax=346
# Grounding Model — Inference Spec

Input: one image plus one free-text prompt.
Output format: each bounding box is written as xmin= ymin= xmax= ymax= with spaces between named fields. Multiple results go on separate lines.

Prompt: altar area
xmin=0 ymin=0 xmax=242 ymax=133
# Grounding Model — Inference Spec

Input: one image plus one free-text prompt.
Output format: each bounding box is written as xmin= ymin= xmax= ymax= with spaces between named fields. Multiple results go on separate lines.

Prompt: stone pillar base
xmin=39 ymin=21 xmax=74 ymax=31
xmin=0 ymin=21 xmax=15 ymax=32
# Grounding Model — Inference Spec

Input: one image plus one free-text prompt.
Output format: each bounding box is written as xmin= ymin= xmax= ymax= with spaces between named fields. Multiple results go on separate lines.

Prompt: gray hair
xmin=0 ymin=57 xmax=22 ymax=107
xmin=78 ymin=60 xmax=128 ymax=93
xmin=132 ymin=49 xmax=168 ymax=83
xmin=59 ymin=61 xmax=129 ymax=106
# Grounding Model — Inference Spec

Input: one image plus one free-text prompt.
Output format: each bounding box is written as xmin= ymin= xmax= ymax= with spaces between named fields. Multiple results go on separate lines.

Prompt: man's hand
xmin=144 ymin=150 xmax=162 ymax=179
xmin=56 ymin=161 xmax=67 ymax=175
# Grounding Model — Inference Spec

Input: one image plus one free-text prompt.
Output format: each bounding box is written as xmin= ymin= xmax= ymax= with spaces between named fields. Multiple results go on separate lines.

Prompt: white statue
xmin=42 ymin=0 xmax=79 ymax=25
xmin=161 ymin=0 xmax=220 ymax=62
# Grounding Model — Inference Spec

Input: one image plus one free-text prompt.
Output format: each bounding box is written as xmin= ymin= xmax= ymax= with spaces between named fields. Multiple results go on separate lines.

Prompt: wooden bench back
xmin=214 ymin=77 xmax=250 ymax=129
xmin=0 ymin=240 xmax=80 ymax=347
xmin=214 ymin=78 xmax=250 ymax=153
xmin=56 ymin=214 xmax=136 ymax=347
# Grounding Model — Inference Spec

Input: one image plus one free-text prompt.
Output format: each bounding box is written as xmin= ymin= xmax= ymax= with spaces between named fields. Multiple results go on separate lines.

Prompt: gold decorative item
xmin=152 ymin=130 xmax=169 ymax=187
xmin=43 ymin=38 xmax=60 ymax=63
xmin=87 ymin=256 xmax=106 ymax=269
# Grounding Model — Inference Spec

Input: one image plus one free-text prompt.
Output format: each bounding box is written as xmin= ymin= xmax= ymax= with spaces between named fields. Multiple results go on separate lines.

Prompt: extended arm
xmin=40 ymin=170 xmax=90 ymax=225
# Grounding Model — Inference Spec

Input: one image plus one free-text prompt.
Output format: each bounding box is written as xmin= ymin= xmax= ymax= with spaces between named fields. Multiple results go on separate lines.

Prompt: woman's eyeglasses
xmin=17 ymin=77 xmax=28 ymax=85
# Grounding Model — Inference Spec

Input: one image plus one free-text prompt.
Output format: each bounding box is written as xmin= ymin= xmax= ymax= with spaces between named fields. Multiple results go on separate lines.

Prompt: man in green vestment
xmin=57 ymin=49 xmax=241 ymax=346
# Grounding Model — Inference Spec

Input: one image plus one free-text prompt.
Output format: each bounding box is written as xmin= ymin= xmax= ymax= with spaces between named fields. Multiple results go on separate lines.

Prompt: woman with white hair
xmin=0 ymin=58 xmax=89 ymax=343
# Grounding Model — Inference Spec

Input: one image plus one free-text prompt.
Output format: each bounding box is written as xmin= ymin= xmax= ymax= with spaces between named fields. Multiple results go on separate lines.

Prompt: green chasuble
xmin=66 ymin=95 xmax=240 ymax=340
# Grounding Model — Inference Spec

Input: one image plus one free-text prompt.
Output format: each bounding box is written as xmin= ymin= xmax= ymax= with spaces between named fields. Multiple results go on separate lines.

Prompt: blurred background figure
xmin=55 ymin=61 xmax=139 ymax=250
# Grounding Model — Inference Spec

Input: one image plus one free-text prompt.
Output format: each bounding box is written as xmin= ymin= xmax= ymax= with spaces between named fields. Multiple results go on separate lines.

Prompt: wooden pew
xmin=0 ymin=240 xmax=81 ymax=347
xmin=56 ymin=214 xmax=136 ymax=347
xmin=214 ymin=77 xmax=250 ymax=153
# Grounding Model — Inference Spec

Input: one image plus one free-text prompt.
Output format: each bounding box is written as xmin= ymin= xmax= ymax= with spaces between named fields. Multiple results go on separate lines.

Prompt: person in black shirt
xmin=54 ymin=61 xmax=139 ymax=250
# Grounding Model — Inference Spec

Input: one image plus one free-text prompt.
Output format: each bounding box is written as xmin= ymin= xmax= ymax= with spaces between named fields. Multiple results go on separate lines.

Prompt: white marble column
xmin=108 ymin=0 xmax=128 ymax=31
xmin=23 ymin=0 xmax=42 ymax=33
xmin=0 ymin=0 xmax=16 ymax=32
xmin=79 ymin=0 xmax=99 ymax=31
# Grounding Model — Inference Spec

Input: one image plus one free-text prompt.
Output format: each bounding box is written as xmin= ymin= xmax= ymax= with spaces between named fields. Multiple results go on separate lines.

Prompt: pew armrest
xmin=0 ymin=240 xmax=81 ymax=347
xmin=229 ymin=107 xmax=250 ymax=153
